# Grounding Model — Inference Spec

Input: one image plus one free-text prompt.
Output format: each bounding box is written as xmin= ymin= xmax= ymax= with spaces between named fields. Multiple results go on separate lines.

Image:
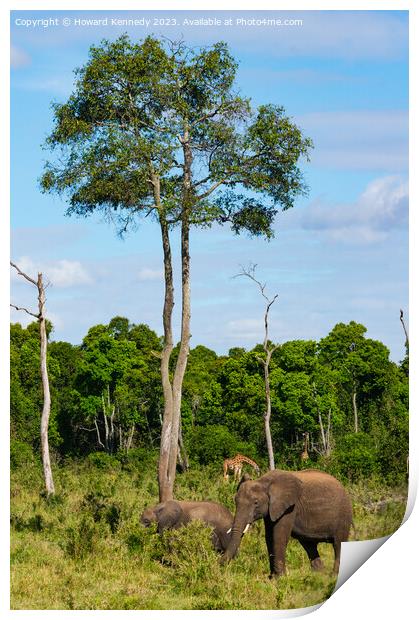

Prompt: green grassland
xmin=10 ymin=456 xmax=407 ymax=610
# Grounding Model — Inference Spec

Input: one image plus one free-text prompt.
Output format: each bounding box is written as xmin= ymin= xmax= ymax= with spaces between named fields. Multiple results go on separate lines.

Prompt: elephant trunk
xmin=221 ymin=515 xmax=249 ymax=563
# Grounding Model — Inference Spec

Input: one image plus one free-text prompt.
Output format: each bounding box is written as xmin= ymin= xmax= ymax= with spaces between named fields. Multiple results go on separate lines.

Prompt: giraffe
xmin=301 ymin=432 xmax=309 ymax=462
xmin=223 ymin=454 xmax=260 ymax=481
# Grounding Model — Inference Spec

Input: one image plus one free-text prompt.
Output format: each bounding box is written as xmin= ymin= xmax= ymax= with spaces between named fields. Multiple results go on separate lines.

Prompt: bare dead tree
xmin=82 ymin=388 xmax=149 ymax=454
xmin=10 ymin=261 xmax=55 ymax=496
xmin=312 ymin=382 xmax=332 ymax=457
xmin=400 ymin=309 xmax=409 ymax=351
xmin=234 ymin=263 xmax=279 ymax=470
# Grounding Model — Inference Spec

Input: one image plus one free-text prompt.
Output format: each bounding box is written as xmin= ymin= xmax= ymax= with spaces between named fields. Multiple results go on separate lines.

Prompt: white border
xmin=2 ymin=2 xmax=416 ymax=619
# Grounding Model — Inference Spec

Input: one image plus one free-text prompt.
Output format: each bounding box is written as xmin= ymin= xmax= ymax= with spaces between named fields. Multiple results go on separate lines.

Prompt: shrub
xmin=116 ymin=447 xmax=158 ymax=472
xmin=81 ymin=492 xmax=121 ymax=534
xmin=10 ymin=440 xmax=35 ymax=470
xmin=158 ymin=521 xmax=221 ymax=589
xmin=86 ymin=451 xmax=120 ymax=470
xmin=187 ymin=425 xmax=257 ymax=465
xmin=333 ymin=433 xmax=378 ymax=481
xmin=64 ymin=515 xmax=98 ymax=559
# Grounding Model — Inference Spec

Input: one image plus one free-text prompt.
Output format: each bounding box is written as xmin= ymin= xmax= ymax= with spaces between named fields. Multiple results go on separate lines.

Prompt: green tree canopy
xmin=41 ymin=35 xmax=312 ymax=237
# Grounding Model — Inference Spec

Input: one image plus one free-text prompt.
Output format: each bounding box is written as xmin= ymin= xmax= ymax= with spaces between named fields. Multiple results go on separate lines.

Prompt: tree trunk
xmin=400 ymin=309 xmax=409 ymax=350
xmin=326 ymin=409 xmax=332 ymax=456
xmin=352 ymin=388 xmax=358 ymax=433
xmin=126 ymin=424 xmax=135 ymax=453
xmin=263 ymin=352 xmax=275 ymax=470
xmin=38 ymin=274 xmax=55 ymax=496
xmin=177 ymin=419 xmax=189 ymax=472
xmin=154 ymin=137 xmax=192 ymax=501
xmin=318 ymin=410 xmax=327 ymax=453
xmin=158 ymin=214 xmax=176 ymax=502
xmin=168 ymin=209 xmax=191 ymax=485
xmin=10 ymin=263 xmax=55 ymax=496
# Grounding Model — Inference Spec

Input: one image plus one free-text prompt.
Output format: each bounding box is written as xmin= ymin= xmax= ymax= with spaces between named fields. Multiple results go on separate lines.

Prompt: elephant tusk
xmin=243 ymin=523 xmax=251 ymax=534
xmin=226 ymin=528 xmax=232 ymax=534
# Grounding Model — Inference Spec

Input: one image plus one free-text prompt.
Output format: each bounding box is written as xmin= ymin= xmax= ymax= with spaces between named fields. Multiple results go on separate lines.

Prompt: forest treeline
xmin=10 ymin=317 xmax=408 ymax=484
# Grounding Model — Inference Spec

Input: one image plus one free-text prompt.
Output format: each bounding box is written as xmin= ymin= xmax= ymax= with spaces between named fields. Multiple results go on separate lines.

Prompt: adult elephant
xmin=141 ymin=499 xmax=233 ymax=552
xmin=222 ymin=470 xmax=352 ymax=577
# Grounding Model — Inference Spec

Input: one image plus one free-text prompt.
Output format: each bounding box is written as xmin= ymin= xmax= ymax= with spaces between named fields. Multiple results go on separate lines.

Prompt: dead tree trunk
xmin=235 ymin=264 xmax=278 ymax=470
xmin=313 ymin=383 xmax=332 ymax=457
xmin=400 ymin=309 xmax=409 ymax=350
xmin=352 ymin=386 xmax=358 ymax=433
xmin=10 ymin=262 xmax=55 ymax=496
xmin=38 ymin=276 xmax=55 ymax=495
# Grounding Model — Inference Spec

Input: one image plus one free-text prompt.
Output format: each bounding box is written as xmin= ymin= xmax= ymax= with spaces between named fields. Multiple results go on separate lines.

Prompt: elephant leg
xmin=211 ymin=530 xmax=223 ymax=552
xmin=269 ymin=512 xmax=295 ymax=577
xmin=264 ymin=517 xmax=275 ymax=575
xmin=298 ymin=539 xmax=324 ymax=571
xmin=332 ymin=539 xmax=341 ymax=574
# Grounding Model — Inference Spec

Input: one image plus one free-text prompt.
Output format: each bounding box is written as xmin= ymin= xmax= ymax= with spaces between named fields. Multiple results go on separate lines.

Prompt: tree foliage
xmin=11 ymin=318 xmax=408 ymax=484
xmin=41 ymin=35 xmax=312 ymax=238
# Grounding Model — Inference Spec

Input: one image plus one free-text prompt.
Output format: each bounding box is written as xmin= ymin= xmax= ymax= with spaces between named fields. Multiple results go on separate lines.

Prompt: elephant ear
xmin=237 ymin=472 xmax=251 ymax=489
xmin=268 ymin=473 xmax=303 ymax=522
xmin=155 ymin=500 xmax=183 ymax=529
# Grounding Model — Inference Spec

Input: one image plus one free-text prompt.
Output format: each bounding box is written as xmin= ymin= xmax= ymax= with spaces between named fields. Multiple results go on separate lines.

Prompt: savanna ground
xmin=10 ymin=454 xmax=407 ymax=610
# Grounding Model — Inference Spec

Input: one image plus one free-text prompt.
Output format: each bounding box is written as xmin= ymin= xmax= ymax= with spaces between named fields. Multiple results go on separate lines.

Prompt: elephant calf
xmin=222 ymin=469 xmax=353 ymax=578
xmin=140 ymin=499 xmax=233 ymax=552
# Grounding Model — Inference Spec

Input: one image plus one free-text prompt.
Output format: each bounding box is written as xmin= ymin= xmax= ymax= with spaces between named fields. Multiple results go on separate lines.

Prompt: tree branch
xmin=10 ymin=303 xmax=39 ymax=319
xmin=10 ymin=261 xmax=38 ymax=286
xmin=196 ymin=178 xmax=227 ymax=201
xmin=234 ymin=263 xmax=279 ymax=354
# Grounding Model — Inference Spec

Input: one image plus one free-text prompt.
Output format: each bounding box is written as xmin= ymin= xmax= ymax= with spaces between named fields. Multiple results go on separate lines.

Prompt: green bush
xmin=64 ymin=515 xmax=98 ymax=560
xmin=10 ymin=440 xmax=35 ymax=470
xmin=81 ymin=492 xmax=121 ymax=534
xmin=86 ymin=451 xmax=121 ymax=470
xmin=158 ymin=521 xmax=220 ymax=587
xmin=333 ymin=433 xmax=378 ymax=481
xmin=116 ymin=447 xmax=158 ymax=472
xmin=187 ymin=425 xmax=257 ymax=465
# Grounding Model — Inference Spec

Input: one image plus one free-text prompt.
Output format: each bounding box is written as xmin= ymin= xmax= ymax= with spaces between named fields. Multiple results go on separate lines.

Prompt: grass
xmin=10 ymin=457 xmax=407 ymax=610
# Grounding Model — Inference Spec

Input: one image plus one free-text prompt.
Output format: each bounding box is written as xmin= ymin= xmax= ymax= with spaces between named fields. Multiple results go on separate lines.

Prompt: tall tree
xmin=318 ymin=322 xmax=392 ymax=434
xmin=74 ymin=319 xmax=161 ymax=454
xmin=41 ymin=35 xmax=312 ymax=500
xmin=10 ymin=262 xmax=55 ymax=496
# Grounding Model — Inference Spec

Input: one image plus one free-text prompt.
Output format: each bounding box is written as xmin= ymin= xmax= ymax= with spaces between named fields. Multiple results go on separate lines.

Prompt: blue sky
xmin=10 ymin=9 xmax=408 ymax=361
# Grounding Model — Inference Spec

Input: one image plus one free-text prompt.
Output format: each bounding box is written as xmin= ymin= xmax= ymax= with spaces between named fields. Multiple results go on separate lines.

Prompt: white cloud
xmin=137 ymin=267 xmax=164 ymax=281
xmin=301 ymin=176 xmax=408 ymax=244
xmin=11 ymin=257 xmax=92 ymax=287
xmin=10 ymin=45 xmax=30 ymax=68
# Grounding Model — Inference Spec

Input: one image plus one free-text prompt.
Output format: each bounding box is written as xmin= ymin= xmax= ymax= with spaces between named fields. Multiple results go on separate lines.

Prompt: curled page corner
xmin=330 ymin=465 xmax=414 ymax=597
xmin=403 ymin=475 xmax=417 ymax=523
xmin=333 ymin=536 xmax=390 ymax=593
